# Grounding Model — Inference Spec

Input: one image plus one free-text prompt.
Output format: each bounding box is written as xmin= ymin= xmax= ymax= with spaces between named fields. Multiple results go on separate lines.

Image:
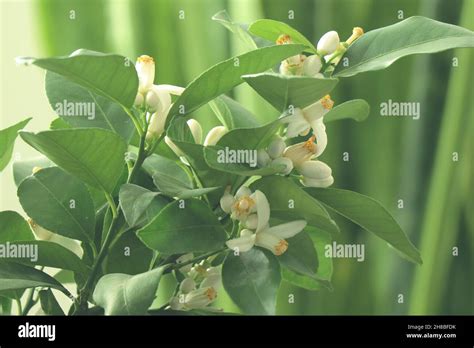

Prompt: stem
xmin=104 ymin=192 xmax=118 ymax=219
xmin=16 ymin=298 xmax=23 ymax=315
xmin=123 ymin=106 xmax=144 ymax=136
xmin=166 ymin=248 xmax=226 ymax=273
xmin=21 ymin=288 xmax=36 ymax=315
xmin=128 ymin=124 xmax=148 ymax=183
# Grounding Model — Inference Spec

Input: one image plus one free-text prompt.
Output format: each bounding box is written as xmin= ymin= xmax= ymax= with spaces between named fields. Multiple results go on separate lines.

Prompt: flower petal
xmin=153 ymin=84 xmax=185 ymax=96
xmin=266 ymin=220 xmax=307 ymax=239
xmin=310 ymin=118 xmax=327 ymax=157
xmin=255 ymin=231 xmax=288 ymax=256
xmin=301 ymin=175 xmax=334 ymax=188
xmin=225 ymin=233 xmax=256 ymax=253
xmin=235 ymin=186 xmax=252 ymax=199
xmin=253 ymin=190 xmax=270 ymax=232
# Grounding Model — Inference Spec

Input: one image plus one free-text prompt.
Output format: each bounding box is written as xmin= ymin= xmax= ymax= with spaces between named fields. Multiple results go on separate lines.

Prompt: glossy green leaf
xmin=0 ymin=261 xmax=68 ymax=293
xmin=217 ymin=119 xmax=281 ymax=150
xmin=279 ymin=231 xmax=318 ymax=277
xmin=242 ymin=73 xmax=338 ymax=111
xmin=209 ymin=95 xmax=260 ymax=130
xmin=119 ymin=184 xmax=169 ymax=228
xmin=251 ymin=176 xmax=339 ymax=235
xmin=45 ymin=72 xmax=135 ymax=141
xmin=334 ymin=16 xmax=474 ymax=77
xmin=324 ymin=99 xmax=370 ymax=123
xmin=12 ymin=156 xmax=53 ymax=187
xmin=19 ymin=128 xmax=127 ymax=193
xmin=137 ymin=199 xmax=227 ymax=254
xmin=49 ymin=117 xmax=72 ymax=130
xmin=306 ymin=188 xmax=422 ymax=264
xmin=93 ymin=266 xmax=165 ymax=315
xmin=18 ymin=167 xmax=95 ymax=243
xmin=166 ymin=44 xmax=306 ymax=125
xmin=212 ymin=10 xmax=257 ymax=51
xmin=249 ymin=19 xmax=317 ymax=53
xmin=17 ymin=49 xmax=138 ymax=108
xmin=4 ymin=241 xmax=88 ymax=276
xmin=0 ymin=118 xmax=31 ymax=172
xmin=281 ymin=227 xmax=333 ymax=291
xmin=39 ymin=289 xmax=65 ymax=315
xmin=0 ymin=211 xmax=34 ymax=243
xmin=222 ymin=248 xmax=280 ymax=315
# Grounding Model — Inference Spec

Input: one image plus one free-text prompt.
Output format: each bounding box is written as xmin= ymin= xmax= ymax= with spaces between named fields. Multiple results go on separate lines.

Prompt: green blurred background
xmin=0 ymin=0 xmax=472 ymax=314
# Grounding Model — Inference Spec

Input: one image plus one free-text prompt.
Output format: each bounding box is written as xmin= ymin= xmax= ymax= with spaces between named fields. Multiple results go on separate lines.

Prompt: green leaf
xmin=45 ymin=72 xmax=135 ymax=141
xmin=209 ymin=95 xmax=260 ymax=130
xmin=249 ymin=19 xmax=317 ymax=53
xmin=19 ymin=128 xmax=127 ymax=193
xmin=334 ymin=16 xmax=474 ymax=77
xmin=281 ymin=227 xmax=333 ymax=291
xmin=217 ymin=119 xmax=281 ymax=150
xmin=137 ymin=199 xmax=227 ymax=254
xmin=251 ymin=176 xmax=339 ymax=235
xmin=222 ymin=248 xmax=280 ymax=315
xmin=93 ymin=266 xmax=165 ymax=315
xmin=0 ymin=118 xmax=31 ymax=172
xmin=104 ymin=230 xmax=154 ymax=275
xmin=18 ymin=167 xmax=95 ymax=243
xmin=279 ymin=231 xmax=318 ymax=277
xmin=39 ymin=289 xmax=65 ymax=315
xmin=306 ymin=188 xmax=422 ymax=264
xmin=242 ymin=73 xmax=338 ymax=112
xmin=212 ymin=10 xmax=257 ymax=51
xmin=0 ymin=211 xmax=34 ymax=243
xmin=166 ymin=44 xmax=306 ymax=125
xmin=324 ymin=99 xmax=370 ymax=123
xmin=119 ymin=184 xmax=169 ymax=228
xmin=12 ymin=156 xmax=53 ymax=187
xmin=4 ymin=241 xmax=88 ymax=276
xmin=49 ymin=117 xmax=72 ymax=130
xmin=17 ymin=49 xmax=138 ymax=108
xmin=0 ymin=261 xmax=68 ymax=293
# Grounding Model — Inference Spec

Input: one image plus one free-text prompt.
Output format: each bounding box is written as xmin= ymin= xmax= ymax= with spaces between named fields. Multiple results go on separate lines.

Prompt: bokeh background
xmin=1 ymin=0 xmax=473 ymax=314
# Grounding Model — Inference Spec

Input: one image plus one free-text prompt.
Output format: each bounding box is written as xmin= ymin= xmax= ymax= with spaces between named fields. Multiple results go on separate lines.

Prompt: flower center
xmin=276 ymin=34 xmax=292 ymax=45
xmin=205 ymin=287 xmax=217 ymax=300
xmin=275 ymin=239 xmax=289 ymax=255
xmin=137 ymin=55 xmax=154 ymax=63
xmin=233 ymin=196 xmax=255 ymax=216
xmin=320 ymin=95 xmax=334 ymax=110
xmin=303 ymin=135 xmax=317 ymax=154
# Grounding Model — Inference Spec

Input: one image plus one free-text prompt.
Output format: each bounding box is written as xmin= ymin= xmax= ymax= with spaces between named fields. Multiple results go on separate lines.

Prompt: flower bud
xmin=176 ymin=253 xmax=194 ymax=273
xmin=220 ymin=192 xmax=234 ymax=213
xmin=271 ymin=157 xmax=294 ymax=175
xmin=203 ymin=126 xmax=227 ymax=146
xmin=165 ymin=136 xmax=184 ymax=157
xmin=146 ymin=111 xmax=166 ymax=141
xmin=267 ymin=137 xmax=286 ymax=159
xmin=298 ymin=160 xmax=332 ymax=179
xmin=187 ymin=119 xmax=203 ymax=144
xmin=243 ymin=213 xmax=258 ymax=230
xmin=136 ymin=55 xmax=155 ymax=94
xmin=303 ymin=55 xmax=323 ymax=77
xmin=134 ymin=92 xmax=144 ymax=107
xmin=301 ymin=175 xmax=334 ymax=188
xmin=257 ymin=149 xmax=271 ymax=167
xmin=317 ymin=31 xmax=340 ymax=56
xmin=145 ymin=89 xmax=163 ymax=112
xmin=179 ymin=277 xmax=196 ymax=294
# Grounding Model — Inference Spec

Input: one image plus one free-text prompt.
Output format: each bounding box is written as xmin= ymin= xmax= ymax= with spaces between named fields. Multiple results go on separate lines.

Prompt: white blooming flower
xmin=299 ymin=160 xmax=334 ymax=188
xmin=203 ymin=126 xmax=228 ymax=146
xmin=226 ymin=220 xmax=307 ymax=256
xmin=317 ymin=31 xmax=340 ymax=56
xmin=136 ymin=55 xmax=155 ymax=94
xmin=283 ymin=135 xmax=320 ymax=167
xmin=283 ymin=95 xmax=333 ymax=138
xmin=187 ymin=119 xmax=203 ymax=144
xmin=276 ymin=34 xmax=306 ymax=75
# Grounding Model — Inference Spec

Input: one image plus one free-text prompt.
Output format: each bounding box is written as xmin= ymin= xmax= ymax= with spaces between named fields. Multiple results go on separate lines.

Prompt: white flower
xmin=136 ymin=55 xmax=155 ymax=94
xmin=257 ymin=149 xmax=271 ymax=167
xmin=183 ymin=287 xmax=218 ymax=309
xmin=283 ymin=135 xmax=319 ymax=167
xmin=187 ymin=119 xmax=203 ymax=144
xmin=283 ymin=95 xmax=333 ymax=138
xmin=317 ymin=31 xmax=340 ymax=56
xmin=176 ymin=253 xmax=194 ymax=273
xmin=226 ymin=220 xmax=307 ymax=256
xmin=203 ymin=126 xmax=227 ymax=146
xmin=276 ymin=34 xmax=306 ymax=75
xmin=302 ymin=55 xmax=323 ymax=77
xmin=164 ymin=136 xmax=184 ymax=157
xmin=220 ymin=187 xmax=270 ymax=232
xmin=299 ymin=160 xmax=334 ymax=188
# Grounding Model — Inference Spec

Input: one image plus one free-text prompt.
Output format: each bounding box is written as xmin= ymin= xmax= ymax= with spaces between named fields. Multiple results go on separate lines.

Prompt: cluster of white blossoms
xmin=170 ymin=254 xmax=221 ymax=311
xmin=221 ymin=186 xmax=307 ymax=256
xmin=255 ymin=28 xmax=364 ymax=188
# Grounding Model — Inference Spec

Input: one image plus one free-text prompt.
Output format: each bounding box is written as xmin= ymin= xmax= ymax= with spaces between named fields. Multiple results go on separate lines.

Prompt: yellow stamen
xmin=303 ymin=135 xmax=317 ymax=154
xmin=346 ymin=27 xmax=364 ymax=45
xmin=205 ymin=287 xmax=217 ymax=300
xmin=320 ymin=95 xmax=334 ymax=110
xmin=275 ymin=239 xmax=289 ymax=256
xmin=233 ymin=196 xmax=255 ymax=216
xmin=137 ymin=55 xmax=154 ymax=63
xmin=276 ymin=34 xmax=292 ymax=45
